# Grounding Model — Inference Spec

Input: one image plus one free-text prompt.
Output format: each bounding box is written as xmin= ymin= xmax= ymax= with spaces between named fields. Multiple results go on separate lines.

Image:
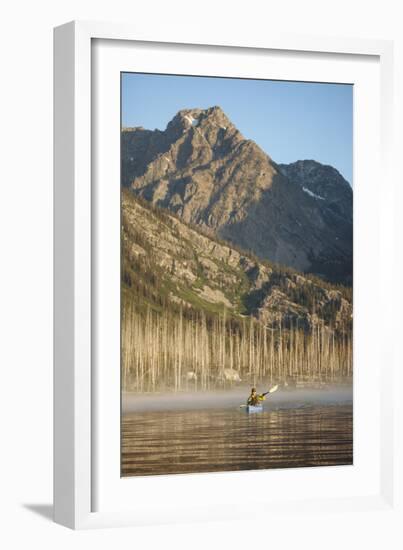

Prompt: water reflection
xmin=121 ymin=404 xmax=353 ymax=477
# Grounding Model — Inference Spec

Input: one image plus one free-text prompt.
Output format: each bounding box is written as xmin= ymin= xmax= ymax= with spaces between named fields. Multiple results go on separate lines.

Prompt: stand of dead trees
xmin=122 ymin=297 xmax=352 ymax=393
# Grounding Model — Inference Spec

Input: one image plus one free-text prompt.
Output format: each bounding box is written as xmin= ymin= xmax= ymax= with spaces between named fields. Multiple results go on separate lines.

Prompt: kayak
xmin=241 ymin=385 xmax=278 ymax=413
xmin=246 ymin=404 xmax=263 ymax=414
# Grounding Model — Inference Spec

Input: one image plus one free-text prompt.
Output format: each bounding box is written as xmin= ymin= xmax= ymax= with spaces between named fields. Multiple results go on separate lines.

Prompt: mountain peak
xmin=279 ymin=159 xmax=352 ymax=224
xmin=203 ymin=105 xmax=231 ymax=126
xmin=122 ymin=108 xmax=353 ymax=284
xmin=166 ymin=105 xmax=233 ymax=136
xmin=280 ymin=160 xmax=351 ymax=190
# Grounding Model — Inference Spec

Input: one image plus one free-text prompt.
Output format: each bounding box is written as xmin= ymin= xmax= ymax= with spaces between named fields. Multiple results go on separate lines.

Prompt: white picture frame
xmin=54 ymin=20 xmax=398 ymax=530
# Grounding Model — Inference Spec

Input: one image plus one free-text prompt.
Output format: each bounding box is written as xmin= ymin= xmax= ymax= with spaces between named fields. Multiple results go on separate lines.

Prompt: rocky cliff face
xmin=122 ymin=106 xmax=353 ymax=284
xmin=278 ymin=160 xmax=352 ymax=222
xmin=122 ymin=190 xmax=352 ymax=332
xmin=278 ymin=160 xmax=353 ymax=283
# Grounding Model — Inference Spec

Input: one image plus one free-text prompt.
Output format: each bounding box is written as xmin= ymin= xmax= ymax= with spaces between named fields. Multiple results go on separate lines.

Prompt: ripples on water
xmin=121 ymin=400 xmax=353 ymax=477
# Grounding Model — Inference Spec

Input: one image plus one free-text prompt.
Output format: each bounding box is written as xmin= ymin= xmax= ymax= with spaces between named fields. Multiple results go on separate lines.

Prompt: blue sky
xmin=122 ymin=73 xmax=353 ymax=184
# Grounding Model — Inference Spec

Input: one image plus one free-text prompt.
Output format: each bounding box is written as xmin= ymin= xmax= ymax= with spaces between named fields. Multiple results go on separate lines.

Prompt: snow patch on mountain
xmin=302 ymin=187 xmax=325 ymax=200
xmin=184 ymin=114 xmax=199 ymax=127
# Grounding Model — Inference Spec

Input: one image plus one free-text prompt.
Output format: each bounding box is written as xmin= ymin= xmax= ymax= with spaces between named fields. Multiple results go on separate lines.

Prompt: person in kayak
xmin=247 ymin=387 xmax=265 ymax=406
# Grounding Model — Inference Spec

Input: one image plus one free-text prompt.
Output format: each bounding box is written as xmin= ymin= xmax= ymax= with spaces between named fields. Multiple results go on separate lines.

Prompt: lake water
xmin=121 ymin=389 xmax=353 ymax=477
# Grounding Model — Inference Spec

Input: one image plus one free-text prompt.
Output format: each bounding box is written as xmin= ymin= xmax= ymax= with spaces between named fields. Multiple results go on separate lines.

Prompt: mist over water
xmin=122 ymin=385 xmax=353 ymax=413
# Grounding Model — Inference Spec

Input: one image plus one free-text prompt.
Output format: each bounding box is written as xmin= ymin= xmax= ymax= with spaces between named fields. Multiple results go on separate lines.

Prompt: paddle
xmin=262 ymin=384 xmax=279 ymax=396
xmin=239 ymin=384 xmax=279 ymax=407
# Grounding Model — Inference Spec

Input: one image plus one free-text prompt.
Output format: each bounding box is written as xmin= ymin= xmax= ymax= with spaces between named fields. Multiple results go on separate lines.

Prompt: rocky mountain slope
xmin=278 ymin=159 xmax=352 ymax=223
xmin=122 ymin=190 xmax=352 ymax=333
xmin=122 ymin=106 xmax=353 ymax=284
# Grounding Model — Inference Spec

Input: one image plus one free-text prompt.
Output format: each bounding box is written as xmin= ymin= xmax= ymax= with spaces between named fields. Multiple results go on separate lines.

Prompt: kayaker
xmin=247 ymin=387 xmax=265 ymax=406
